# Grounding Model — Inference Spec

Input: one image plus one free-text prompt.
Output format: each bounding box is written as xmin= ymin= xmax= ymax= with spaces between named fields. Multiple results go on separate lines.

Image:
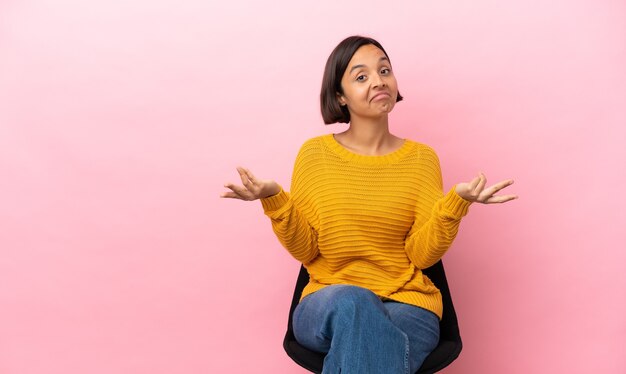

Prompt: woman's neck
xmin=334 ymin=115 xmax=403 ymax=156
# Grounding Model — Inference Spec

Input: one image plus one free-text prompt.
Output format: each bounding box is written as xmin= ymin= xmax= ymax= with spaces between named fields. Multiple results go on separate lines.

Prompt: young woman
xmin=221 ymin=36 xmax=517 ymax=374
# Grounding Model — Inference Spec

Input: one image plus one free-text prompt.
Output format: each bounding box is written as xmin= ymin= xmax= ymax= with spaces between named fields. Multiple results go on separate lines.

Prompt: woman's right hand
xmin=220 ymin=167 xmax=281 ymax=201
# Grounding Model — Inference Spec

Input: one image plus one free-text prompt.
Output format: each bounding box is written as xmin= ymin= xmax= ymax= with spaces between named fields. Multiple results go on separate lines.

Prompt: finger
xmin=473 ymin=173 xmax=487 ymax=194
xmin=485 ymin=194 xmax=518 ymax=204
xmin=236 ymin=167 xmax=253 ymax=189
xmin=468 ymin=175 xmax=481 ymax=191
xmin=220 ymin=191 xmax=241 ymax=199
xmin=482 ymin=179 xmax=514 ymax=197
xmin=223 ymin=183 xmax=251 ymax=199
xmin=241 ymin=167 xmax=259 ymax=185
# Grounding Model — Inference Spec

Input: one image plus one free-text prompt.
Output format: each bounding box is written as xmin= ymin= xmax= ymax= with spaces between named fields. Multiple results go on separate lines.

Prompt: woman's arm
xmin=221 ymin=165 xmax=319 ymax=264
xmin=259 ymin=186 xmax=319 ymax=264
xmin=403 ymin=149 xmax=471 ymax=269
xmin=404 ymin=187 xmax=471 ymax=269
xmin=404 ymin=148 xmax=517 ymax=269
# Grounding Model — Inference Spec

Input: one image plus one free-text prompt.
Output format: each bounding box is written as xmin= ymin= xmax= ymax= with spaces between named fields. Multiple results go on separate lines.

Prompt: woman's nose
xmin=372 ymin=74 xmax=386 ymax=88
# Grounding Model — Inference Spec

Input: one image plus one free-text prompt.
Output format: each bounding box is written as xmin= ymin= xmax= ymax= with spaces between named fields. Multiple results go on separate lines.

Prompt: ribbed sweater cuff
xmin=260 ymin=187 xmax=289 ymax=212
xmin=443 ymin=186 xmax=472 ymax=218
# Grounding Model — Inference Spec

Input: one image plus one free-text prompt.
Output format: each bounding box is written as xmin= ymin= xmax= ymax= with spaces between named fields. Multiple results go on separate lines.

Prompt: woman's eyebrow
xmin=348 ymin=57 xmax=390 ymax=74
xmin=349 ymin=64 xmax=366 ymax=74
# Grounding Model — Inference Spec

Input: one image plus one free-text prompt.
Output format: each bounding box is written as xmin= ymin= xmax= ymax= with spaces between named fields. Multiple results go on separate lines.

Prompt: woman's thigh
xmin=292 ymin=284 xmax=388 ymax=353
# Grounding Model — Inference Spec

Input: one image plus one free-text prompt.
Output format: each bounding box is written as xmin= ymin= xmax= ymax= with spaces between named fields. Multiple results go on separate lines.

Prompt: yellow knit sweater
xmin=261 ymin=134 xmax=471 ymax=319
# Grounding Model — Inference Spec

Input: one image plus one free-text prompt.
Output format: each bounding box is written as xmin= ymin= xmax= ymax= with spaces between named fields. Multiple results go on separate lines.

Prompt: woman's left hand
xmin=455 ymin=173 xmax=518 ymax=204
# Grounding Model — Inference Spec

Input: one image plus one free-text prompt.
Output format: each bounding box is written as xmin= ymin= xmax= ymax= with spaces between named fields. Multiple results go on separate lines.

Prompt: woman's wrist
xmin=261 ymin=182 xmax=281 ymax=199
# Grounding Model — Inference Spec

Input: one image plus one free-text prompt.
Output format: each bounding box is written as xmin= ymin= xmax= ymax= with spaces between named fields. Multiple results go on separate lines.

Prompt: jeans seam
xmin=403 ymin=332 xmax=410 ymax=374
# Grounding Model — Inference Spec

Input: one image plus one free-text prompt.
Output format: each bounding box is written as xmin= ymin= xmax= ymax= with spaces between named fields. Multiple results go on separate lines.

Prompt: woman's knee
xmin=323 ymin=285 xmax=386 ymax=317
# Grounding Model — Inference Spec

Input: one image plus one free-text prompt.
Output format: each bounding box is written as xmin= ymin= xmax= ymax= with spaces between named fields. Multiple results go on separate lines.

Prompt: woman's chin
xmin=378 ymin=103 xmax=395 ymax=114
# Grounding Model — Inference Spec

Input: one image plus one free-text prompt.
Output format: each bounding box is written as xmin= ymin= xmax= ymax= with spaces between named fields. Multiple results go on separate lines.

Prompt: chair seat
xmin=283 ymin=260 xmax=462 ymax=374
xmin=284 ymin=338 xmax=461 ymax=374
xmin=284 ymin=341 xmax=324 ymax=373
xmin=419 ymin=340 xmax=462 ymax=373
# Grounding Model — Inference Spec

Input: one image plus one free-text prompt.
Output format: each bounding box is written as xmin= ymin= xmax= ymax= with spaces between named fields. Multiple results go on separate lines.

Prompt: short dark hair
xmin=320 ymin=36 xmax=403 ymax=124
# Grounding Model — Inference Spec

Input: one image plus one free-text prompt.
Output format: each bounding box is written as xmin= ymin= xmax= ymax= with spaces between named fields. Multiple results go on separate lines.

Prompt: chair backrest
xmin=283 ymin=260 xmax=462 ymax=374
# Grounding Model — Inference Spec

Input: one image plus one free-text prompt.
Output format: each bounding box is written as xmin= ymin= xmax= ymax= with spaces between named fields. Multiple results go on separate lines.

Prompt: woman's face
xmin=337 ymin=44 xmax=399 ymax=121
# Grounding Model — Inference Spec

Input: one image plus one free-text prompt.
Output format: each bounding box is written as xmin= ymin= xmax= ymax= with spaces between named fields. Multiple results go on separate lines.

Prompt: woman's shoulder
xmin=292 ymin=135 xmax=329 ymax=166
xmin=295 ymin=134 xmax=332 ymax=155
xmin=300 ymin=134 xmax=327 ymax=148
xmin=403 ymin=138 xmax=440 ymax=159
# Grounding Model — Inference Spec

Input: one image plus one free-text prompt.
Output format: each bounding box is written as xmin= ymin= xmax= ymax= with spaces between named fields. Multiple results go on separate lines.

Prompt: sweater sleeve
xmin=260 ymin=144 xmax=319 ymax=264
xmin=404 ymin=147 xmax=472 ymax=269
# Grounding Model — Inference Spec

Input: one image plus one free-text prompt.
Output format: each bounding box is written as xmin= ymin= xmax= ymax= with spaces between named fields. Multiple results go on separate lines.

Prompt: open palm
xmin=455 ymin=173 xmax=518 ymax=204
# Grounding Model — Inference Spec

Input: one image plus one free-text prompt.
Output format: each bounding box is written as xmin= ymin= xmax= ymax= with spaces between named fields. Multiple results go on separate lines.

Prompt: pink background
xmin=1 ymin=0 xmax=625 ymax=373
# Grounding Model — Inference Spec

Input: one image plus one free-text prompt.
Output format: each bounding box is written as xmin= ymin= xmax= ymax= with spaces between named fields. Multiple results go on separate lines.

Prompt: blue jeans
xmin=293 ymin=285 xmax=440 ymax=374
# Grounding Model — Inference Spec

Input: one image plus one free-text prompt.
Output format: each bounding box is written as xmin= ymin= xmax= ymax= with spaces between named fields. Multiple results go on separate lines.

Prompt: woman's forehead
xmin=349 ymin=44 xmax=388 ymax=66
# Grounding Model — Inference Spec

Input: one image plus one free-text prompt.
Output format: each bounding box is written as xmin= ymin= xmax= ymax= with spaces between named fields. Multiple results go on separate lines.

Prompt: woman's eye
xmin=356 ymin=75 xmax=366 ymax=81
xmin=381 ymin=68 xmax=390 ymax=75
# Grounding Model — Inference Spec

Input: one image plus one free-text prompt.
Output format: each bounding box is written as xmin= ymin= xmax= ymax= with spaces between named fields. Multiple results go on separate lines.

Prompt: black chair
xmin=283 ymin=260 xmax=462 ymax=373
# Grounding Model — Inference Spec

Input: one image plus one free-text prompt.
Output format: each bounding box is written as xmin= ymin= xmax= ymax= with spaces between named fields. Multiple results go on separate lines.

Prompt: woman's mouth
xmin=371 ymin=92 xmax=391 ymax=102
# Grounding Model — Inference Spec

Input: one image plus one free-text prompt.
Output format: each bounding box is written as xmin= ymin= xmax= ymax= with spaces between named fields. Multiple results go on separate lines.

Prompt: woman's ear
xmin=336 ymin=92 xmax=347 ymax=106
